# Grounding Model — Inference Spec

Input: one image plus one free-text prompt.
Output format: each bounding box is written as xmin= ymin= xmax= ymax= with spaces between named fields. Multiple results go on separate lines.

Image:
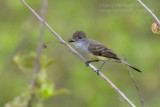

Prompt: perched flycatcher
xmin=68 ymin=31 xmax=142 ymax=73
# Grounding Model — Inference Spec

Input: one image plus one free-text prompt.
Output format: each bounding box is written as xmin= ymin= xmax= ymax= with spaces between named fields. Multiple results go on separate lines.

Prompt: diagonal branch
xmin=128 ymin=69 xmax=144 ymax=107
xmin=20 ymin=0 xmax=136 ymax=107
xmin=123 ymin=55 xmax=144 ymax=107
xmin=137 ymin=0 xmax=160 ymax=24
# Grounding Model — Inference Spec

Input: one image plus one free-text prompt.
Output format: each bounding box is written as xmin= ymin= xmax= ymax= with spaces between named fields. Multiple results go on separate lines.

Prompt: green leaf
xmin=22 ymin=52 xmax=36 ymax=69
xmin=37 ymin=70 xmax=47 ymax=84
xmin=13 ymin=52 xmax=24 ymax=65
xmin=53 ymin=88 xmax=70 ymax=96
xmin=40 ymin=83 xmax=54 ymax=98
xmin=13 ymin=51 xmax=36 ymax=70
xmin=40 ymin=54 xmax=54 ymax=68
xmin=45 ymin=59 xmax=54 ymax=67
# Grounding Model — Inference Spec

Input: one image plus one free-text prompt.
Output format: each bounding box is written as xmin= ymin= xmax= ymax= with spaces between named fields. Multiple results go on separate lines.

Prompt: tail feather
xmin=120 ymin=60 xmax=142 ymax=72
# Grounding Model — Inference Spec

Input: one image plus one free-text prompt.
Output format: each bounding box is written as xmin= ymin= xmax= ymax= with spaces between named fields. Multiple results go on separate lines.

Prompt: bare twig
xmin=123 ymin=55 xmax=144 ymax=107
xmin=137 ymin=0 xmax=160 ymax=24
xmin=32 ymin=0 xmax=48 ymax=90
xmin=20 ymin=0 xmax=136 ymax=107
xmin=44 ymin=40 xmax=65 ymax=45
xmin=27 ymin=0 xmax=48 ymax=107
xmin=41 ymin=41 xmax=64 ymax=49
xmin=127 ymin=68 xmax=144 ymax=107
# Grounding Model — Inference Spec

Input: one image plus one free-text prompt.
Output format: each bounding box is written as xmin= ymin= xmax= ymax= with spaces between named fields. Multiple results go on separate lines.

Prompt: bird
xmin=68 ymin=31 xmax=142 ymax=74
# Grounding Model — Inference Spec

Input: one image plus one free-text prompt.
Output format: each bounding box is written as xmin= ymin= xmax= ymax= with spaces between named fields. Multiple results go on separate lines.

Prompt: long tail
xmin=120 ymin=60 xmax=142 ymax=72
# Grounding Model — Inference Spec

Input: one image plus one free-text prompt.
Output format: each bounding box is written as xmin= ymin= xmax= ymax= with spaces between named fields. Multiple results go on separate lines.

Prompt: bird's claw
xmin=95 ymin=70 xmax=100 ymax=75
xmin=85 ymin=61 xmax=90 ymax=66
xmin=85 ymin=61 xmax=100 ymax=75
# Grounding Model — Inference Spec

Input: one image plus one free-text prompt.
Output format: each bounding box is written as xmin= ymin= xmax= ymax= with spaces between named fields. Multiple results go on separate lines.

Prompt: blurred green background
xmin=0 ymin=0 xmax=160 ymax=107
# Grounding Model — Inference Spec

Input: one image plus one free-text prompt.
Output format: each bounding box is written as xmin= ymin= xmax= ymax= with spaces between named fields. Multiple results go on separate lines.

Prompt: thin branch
xmin=137 ymin=0 xmax=160 ymax=24
xmin=20 ymin=0 xmax=136 ymax=107
xmin=127 ymin=68 xmax=144 ymax=107
xmin=27 ymin=0 xmax=48 ymax=107
xmin=32 ymin=0 xmax=48 ymax=89
xmin=44 ymin=40 xmax=65 ymax=45
xmin=123 ymin=56 xmax=144 ymax=107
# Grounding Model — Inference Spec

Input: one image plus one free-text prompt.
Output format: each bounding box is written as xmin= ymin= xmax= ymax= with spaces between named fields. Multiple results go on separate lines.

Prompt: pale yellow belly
xmin=89 ymin=53 xmax=108 ymax=60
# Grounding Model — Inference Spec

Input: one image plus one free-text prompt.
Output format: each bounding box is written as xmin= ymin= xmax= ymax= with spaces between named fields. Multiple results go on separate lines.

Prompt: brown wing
xmin=88 ymin=40 xmax=120 ymax=60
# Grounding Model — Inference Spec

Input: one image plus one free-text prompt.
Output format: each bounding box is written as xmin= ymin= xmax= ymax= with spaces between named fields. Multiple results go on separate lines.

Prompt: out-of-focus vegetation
xmin=0 ymin=0 xmax=160 ymax=107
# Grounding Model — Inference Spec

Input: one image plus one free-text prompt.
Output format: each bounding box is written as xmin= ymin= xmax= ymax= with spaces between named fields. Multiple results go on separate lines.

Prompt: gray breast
xmin=73 ymin=41 xmax=89 ymax=53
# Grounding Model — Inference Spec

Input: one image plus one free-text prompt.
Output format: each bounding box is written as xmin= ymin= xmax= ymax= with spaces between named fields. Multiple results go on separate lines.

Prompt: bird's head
xmin=68 ymin=31 xmax=87 ymax=42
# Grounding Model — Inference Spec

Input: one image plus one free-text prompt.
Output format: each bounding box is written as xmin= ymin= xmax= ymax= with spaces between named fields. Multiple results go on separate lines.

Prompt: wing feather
xmin=88 ymin=40 xmax=120 ymax=60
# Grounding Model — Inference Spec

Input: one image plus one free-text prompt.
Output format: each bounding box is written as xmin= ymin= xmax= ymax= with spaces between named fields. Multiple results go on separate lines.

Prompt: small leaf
xmin=21 ymin=52 xmax=36 ymax=69
xmin=40 ymin=83 xmax=54 ymax=98
xmin=53 ymin=88 xmax=70 ymax=96
xmin=40 ymin=54 xmax=54 ymax=68
xmin=13 ymin=51 xmax=36 ymax=70
xmin=37 ymin=70 xmax=47 ymax=84
xmin=13 ymin=52 xmax=24 ymax=65
xmin=45 ymin=59 xmax=54 ymax=67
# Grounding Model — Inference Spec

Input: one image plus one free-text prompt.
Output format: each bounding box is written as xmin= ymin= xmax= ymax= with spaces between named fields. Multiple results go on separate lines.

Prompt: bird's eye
xmin=79 ymin=37 xmax=81 ymax=39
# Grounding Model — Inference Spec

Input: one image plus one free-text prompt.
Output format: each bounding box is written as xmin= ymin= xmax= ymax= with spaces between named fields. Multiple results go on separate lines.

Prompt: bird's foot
xmin=95 ymin=69 xmax=100 ymax=75
xmin=85 ymin=61 xmax=90 ymax=66
xmin=85 ymin=60 xmax=99 ymax=67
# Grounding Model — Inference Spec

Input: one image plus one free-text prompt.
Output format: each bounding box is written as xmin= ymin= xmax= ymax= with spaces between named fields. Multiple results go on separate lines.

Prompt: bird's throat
xmin=73 ymin=41 xmax=89 ymax=53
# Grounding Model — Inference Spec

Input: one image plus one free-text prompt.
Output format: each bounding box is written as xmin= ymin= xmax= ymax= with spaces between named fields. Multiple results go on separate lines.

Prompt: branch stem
xmin=27 ymin=0 xmax=48 ymax=107
xmin=137 ymin=0 xmax=160 ymax=24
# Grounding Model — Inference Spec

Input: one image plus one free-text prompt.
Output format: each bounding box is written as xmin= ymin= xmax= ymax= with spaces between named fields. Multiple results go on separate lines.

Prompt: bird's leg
xmin=85 ymin=59 xmax=109 ymax=75
xmin=94 ymin=60 xmax=107 ymax=75
xmin=98 ymin=60 xmax=107 ymax=71
xmin=85 ymin=60 xmax=99 ymax=66
xmin=96 ymin=59 xmax=111 ymax=75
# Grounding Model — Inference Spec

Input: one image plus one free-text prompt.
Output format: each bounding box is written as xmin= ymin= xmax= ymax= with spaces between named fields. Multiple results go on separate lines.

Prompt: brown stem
xmin=27 ymin=0 xmax=48 ymax=107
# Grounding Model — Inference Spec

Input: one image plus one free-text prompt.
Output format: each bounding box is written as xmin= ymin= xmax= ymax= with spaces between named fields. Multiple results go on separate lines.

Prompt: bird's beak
xmin=68 ymin=38 xmax=75 ymax=42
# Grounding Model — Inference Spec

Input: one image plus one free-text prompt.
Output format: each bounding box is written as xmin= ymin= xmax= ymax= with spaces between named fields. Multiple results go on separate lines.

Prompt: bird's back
xmin=88 ymin=39 xmax=120 ymax=60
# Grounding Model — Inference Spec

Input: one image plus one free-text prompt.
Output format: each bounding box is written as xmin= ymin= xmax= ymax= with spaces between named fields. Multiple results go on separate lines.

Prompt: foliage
xmin=4 ymin=51 xmax=69 ymax=107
